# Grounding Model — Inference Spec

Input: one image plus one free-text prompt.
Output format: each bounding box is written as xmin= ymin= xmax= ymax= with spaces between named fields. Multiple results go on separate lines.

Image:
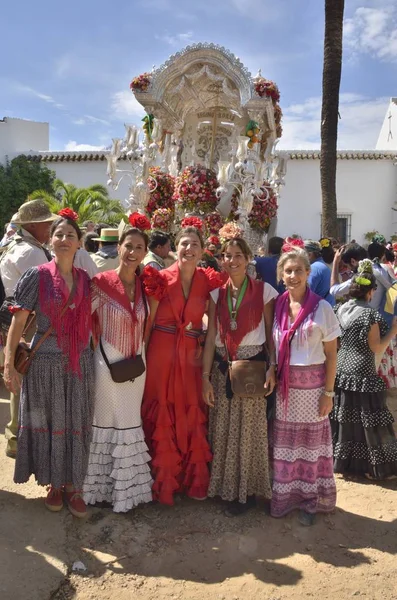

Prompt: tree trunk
xmin=320 ymin=0 xmax=345 ymax=239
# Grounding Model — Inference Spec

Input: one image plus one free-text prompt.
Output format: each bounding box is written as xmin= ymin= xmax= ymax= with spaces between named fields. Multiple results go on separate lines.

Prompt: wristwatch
xmin=323 ymin=390 xmax=335 ymax=398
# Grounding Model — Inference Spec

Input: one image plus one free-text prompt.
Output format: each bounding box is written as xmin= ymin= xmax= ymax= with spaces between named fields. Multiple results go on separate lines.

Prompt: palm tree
xmin=29 ymin=179 xmax=126 ymax=225
xmin=320 ymin=0 xmax=345 ymax=239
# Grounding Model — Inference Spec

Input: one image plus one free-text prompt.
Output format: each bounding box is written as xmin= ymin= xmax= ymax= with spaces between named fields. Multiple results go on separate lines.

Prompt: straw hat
xmin=12 ymin=199 xmax=58 ymax=225
xmin=93 ymin=228 xmax=119 ymax=242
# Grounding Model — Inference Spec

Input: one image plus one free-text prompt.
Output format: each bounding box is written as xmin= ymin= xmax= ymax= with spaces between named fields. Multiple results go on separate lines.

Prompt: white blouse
xmin=210 ymin=283 xmax=278 ymax=348
xmin=273 ymin=299 xmax=340 ymax=366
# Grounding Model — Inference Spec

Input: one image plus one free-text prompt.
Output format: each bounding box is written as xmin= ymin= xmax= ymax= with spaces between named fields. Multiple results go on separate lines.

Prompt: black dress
xmin=331 ymin=306 xmax=397 ymax=478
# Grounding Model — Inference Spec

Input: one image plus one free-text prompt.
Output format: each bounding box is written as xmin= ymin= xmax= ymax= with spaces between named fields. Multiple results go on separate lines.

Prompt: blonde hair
xmin=277 ymin=248 xmax=310 ymax=281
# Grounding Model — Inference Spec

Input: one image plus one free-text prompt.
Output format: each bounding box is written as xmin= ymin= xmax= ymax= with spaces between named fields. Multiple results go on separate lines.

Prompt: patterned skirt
xmin=208 ymin=345 xmax=272 ymax=503
xmin=331 ymin=388 xmax=397 ymax=479
xmin=378 ymin=339 xmax=397 ymax=389
xmin=271 ymin=364 xmax=336 ymax=518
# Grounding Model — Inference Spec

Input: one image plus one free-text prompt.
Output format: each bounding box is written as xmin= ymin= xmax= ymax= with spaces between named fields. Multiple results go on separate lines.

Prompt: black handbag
xmin=100 ymin=339 xmax=145 ymax=383
xmin=0 ymin=298 xmax=15 ymax=332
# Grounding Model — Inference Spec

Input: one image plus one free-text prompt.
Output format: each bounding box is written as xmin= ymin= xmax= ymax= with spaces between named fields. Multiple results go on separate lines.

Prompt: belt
xmin=154 ymin=324 xmax=202 ymax=339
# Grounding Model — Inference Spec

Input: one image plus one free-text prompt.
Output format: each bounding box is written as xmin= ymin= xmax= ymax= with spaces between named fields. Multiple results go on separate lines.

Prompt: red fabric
xmin=141 ymin=265 xmax=168 ymax=301
xmin=142 ymin=262 xmax=216 ymax=505
xmin=38 ymin=260 xmax=91 ymax=375
xmin=217 ymin=278 xmax=265 ymax=360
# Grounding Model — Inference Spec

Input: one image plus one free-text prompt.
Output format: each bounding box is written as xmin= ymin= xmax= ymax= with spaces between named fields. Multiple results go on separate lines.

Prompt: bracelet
xmin=202 ymin=372 xmax=210 ymax=379
xmin=323 ymin=390 xmax=335 ymax=398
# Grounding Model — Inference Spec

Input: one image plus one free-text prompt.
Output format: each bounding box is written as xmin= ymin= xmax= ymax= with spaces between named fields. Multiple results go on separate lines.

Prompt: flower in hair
xmin=282 ymin=236 xmax=304 ymax=253
xmin=207 ymin=235 xmax=220 ymax=246
xmin=372 ymin=233 xmax=386 ymax=245
xmin=357 ymin=259 xmax=373 ymax=275
xmin=181 ymin=216 xmax=203 ymax=230
xmin=218 ymin=221 xmax=242 ymax=242
xmin=58 ymin=208 xmax=78 ymax=221
xmin=128 ymin=212 xmax=151 ymax=231
xmin=320 ymin=238 xmax=330 ymax=248
xmin=355 ymin=276 xmax=371 ymax=286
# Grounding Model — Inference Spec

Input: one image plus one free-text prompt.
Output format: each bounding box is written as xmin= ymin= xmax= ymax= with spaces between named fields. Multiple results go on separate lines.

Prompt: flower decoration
xmin=228 ymin=188 xmax=240 ymax=221
xmin=203 ymin=211 xmax=225 ymax=234
xmin=128 ymin=212 xmax=151 ymax=231
xmin=141 ymin=265 xmax=167 ymax=301
xmin=207 ymin=235 xmax=220 ymax=246
xmin=355 ymin=276 xmax=371 ymax=286
xmin=248 ymin=183 xmax=278 ymax=232
xmin=130 ymin=72 xmax=152 ymax=93
xmin=254 ymin=78 xmax=280 ymax=103
xmin=181 ymin=216 xmax=204 ymax=231
xmin=372 ymin=233 xmax=386 ymax=245
xmin=320 ymin=238 xmax=331 ymax=249
xmin=146 ymin=167 xmax=175 ymax=215
xmin=150 ymin=208 xmax=173 ymax=231
xmin=246 ymin=120 xmax=260 ymax=149
xmin=273 ymin=104 xmax=283 ymax=139
xmin=358 ymin=259 xmax=373 ymax=275
xmin=219 ymin=221 xmax=243 ymax=242
xmin=282 ymin=237 xmax=305 ymax=253
xmin=58 ymin=208 xmax=78 ymax=221
xmin=173 ymin=165 xmax=218 ymax=213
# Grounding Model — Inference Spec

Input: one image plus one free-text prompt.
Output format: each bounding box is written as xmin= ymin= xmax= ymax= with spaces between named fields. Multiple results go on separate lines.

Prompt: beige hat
xmin=12 ymin=199 xmax=58 ymax=225
xmin=93 ymin=228 xmax=119 ymax=242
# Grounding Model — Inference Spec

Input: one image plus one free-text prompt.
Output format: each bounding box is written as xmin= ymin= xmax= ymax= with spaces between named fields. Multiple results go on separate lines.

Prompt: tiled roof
xmin=287 ymin=150 xmax=397 ymax=160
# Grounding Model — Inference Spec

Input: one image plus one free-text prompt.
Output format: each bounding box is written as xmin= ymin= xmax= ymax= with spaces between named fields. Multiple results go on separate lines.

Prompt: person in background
xmin=272 ymin=247 xmax=340 ymax=526
xmin=0 ymin=221 xmax=18 ymax=248
xmin=0 ymin=199 xmax=56 ymax=459
xmin=319 ymin=237 xmax=335 ymax=269
xmin=304 ymin=240 xmax=334 ymax=306
xmin=92 ymin=229 xmax=120 ymax=273
xmin=392 ymin=242 xmax=397 ymax=276
xmin=83 ymin=232 xmax=99 ymax=255
xmin=255 ymin=236 xmax=285 ymax=294
xmin=142 ymin=231 xmax=171 ymax=271
xmin=382 ymin=246 xmax=395 ymax=279
xmin=82 ymin=220 xmax=96 ymax=233
xmin=330 ymin=243 xmax=368 ymax=300
xmin=332 ymin=261 xmax=397 ymax=480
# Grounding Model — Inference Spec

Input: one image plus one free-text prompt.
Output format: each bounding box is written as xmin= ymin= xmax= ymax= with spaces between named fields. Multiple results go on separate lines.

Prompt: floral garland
xmin=274 ymin=103 xmax=283 ymax=139
xmin=146 ymin=167 xmax=175 ymax=215
xmin=130 ymin=72 xmax=152 ymax=92
xmin=228 ymin=188 xmax=240 ymax=221
xmin=150 ymin=208 xmax=173 ymax=232
xmin=247 ymin=183 xmax=278 ymax=232
xmin=254 ymin=78 xmax=280 ymax=103
xmin=173 ymin=165 xmax=218 ymax=213
xmin=203 ymin=211 xmax=225 ymax=234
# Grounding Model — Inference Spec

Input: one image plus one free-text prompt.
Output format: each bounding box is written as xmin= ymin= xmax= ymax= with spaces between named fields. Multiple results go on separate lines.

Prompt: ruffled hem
xmin=143 ymin=400 xmax=212 ymax=506
xmin=331 ymin=405 xmax=394 ymax=429
xmin=82 ymin=425 xmax=153 ymax=512
xmin=335 ymin=373 xmax=386 ymax=393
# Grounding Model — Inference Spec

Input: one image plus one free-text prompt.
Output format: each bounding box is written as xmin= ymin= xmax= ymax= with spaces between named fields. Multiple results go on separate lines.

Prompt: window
xmin=320 ymin=213 xmax=352 ymax=244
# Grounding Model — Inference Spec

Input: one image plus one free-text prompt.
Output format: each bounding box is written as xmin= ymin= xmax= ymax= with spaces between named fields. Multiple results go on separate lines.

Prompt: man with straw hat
xmin=92 ymin=228 xmax=120 ymax=272
xmin=0 ymin=198 xmax=57 ymax=458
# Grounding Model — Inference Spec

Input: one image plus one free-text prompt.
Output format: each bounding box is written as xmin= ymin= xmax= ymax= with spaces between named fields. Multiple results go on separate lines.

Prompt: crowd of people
xmin=1 ymin=198 xmax=397 ymax=526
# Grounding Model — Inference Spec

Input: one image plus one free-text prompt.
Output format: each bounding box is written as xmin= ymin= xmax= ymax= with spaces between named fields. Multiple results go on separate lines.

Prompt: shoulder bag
xmin=225 ymin=344 xmax=267 ymax=398
xmin=14 ymin=281 xmax=77 ymax=376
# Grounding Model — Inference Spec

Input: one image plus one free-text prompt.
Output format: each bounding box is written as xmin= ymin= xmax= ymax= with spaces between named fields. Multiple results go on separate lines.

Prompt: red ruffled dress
xmin=142 ymin=262 xmax=222 ymax=505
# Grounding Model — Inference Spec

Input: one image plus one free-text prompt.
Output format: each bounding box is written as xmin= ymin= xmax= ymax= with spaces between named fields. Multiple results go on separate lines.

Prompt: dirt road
xmin=1 ymin=389 xmax=397 ymax=600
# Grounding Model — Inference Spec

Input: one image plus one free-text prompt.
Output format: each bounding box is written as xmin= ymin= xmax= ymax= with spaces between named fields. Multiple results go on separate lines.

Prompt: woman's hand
xmin=3 ymin=363 xmax=21 ymax=394
xmin=319 ymin=393 xmax=333 ymax=417
xmin=202 ymin=378 xmax=215 ymax=407
xmin=264 ymin=365 xmax=276 ymax=397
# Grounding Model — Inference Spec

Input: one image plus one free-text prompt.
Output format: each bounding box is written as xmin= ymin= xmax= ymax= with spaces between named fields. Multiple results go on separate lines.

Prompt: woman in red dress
xmin=142 ymin=226 xmax=222 ymax=505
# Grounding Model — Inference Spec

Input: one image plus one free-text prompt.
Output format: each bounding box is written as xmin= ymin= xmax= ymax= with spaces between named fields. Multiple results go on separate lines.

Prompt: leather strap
xmin=25 ymin=279 xmax=77 ymax=358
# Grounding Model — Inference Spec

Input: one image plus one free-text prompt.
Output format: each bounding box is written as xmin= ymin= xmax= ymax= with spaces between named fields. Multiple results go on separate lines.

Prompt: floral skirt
xmin=378 ymin=339 xmax=397 ymax=389
xmin=271 ymin=364 xmax=336 ymax=518
xmin=208 ymin=345 xmax=272 ymax=503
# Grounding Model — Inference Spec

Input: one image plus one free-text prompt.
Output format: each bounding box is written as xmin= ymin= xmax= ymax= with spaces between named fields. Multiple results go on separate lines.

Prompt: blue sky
xmin=1 ymin=0 xmax=396 ymax=150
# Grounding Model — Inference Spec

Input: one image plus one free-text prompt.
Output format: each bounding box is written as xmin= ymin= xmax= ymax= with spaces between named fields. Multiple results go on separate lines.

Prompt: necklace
xmin=227 ymin=277 xmax=248 ymax=331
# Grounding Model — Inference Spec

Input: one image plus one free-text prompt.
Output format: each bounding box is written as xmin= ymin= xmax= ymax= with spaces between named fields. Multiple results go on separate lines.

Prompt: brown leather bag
xmin=228 ymin=359 xmax=267 ymax=398
xmin=14 ymin=281 xmax=77 ymax=375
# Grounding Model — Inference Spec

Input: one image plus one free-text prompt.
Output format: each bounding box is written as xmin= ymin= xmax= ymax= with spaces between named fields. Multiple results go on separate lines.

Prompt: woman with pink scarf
xmin=272 ymin=246 xmax=340 ymax=526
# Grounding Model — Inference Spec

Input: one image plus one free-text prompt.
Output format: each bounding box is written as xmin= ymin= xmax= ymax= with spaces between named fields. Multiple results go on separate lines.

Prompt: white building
xmin=1 ymin=110 xmax=397 ymax=245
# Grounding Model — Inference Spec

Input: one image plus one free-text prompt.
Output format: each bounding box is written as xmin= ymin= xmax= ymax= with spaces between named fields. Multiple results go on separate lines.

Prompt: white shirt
xmin=211 ymin=283 xmax=278 ymax=348
xmin=0 ymin=228 xmax=49 ymax=297
xmin=273 ymin=299 xmax=340 ymax=366
xmin=73 ymin=248 xmax=98 ymax=279
xmin=92 ymin=253 xmax=120 ymax=273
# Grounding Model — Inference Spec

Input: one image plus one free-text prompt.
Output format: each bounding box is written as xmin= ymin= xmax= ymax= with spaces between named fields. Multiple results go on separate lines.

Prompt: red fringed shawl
xmin=38 ymin=260 xmax=92 ymax=375
xmin=91 ymin=270 xmax=147 ymax=358
xmin=217 ymin=277 xmax=265 ymax=360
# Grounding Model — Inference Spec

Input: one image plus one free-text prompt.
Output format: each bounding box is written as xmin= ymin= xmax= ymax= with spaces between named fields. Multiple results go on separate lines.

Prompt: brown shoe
xmin=45 ymin=487 xmax=64 ymax=512
xmin=65 ymin=490 xmax=87 ymax=518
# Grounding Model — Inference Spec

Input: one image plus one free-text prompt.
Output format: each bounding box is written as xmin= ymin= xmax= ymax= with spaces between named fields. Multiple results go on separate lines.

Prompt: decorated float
xmin=106 ymin=43 xmax=287 ymax=251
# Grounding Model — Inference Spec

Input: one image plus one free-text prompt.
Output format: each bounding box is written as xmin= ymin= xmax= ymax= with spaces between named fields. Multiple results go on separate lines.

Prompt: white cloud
xmin=344 ymin=6 xmax=397 ymax=61
xmin=278 ymin=94 xmax=389 ymax=150
xmin=15 ymin=84 xmax=65 ymax=109
xmin=155 ymin=31 xmax=194 ymax=46
xmin=111 ymin=91 xmax=146 ymax=121
xmin=64 ymin=141 xmax=106 ymax=151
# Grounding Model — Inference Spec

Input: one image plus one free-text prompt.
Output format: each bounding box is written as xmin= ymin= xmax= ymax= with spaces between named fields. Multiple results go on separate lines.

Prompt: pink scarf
xmin=275 ymin=288 xmax=321 ymax=401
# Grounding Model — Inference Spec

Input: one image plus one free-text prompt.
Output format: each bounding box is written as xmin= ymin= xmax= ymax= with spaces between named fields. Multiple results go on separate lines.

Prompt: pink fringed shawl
xmin=38 ymin=260 xmax=92 ymax=375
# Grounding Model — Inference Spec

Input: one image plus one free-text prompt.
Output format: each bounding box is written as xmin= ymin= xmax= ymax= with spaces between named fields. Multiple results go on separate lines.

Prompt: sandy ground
xmin=1 ymin=386 xmax=397 ymax=600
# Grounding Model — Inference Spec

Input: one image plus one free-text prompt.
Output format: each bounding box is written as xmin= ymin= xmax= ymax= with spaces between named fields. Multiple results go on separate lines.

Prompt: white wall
xmin=0 ymin=117 xmax=49 ymax=164
xmin=376 ymin=99 xmax=397 ymax=151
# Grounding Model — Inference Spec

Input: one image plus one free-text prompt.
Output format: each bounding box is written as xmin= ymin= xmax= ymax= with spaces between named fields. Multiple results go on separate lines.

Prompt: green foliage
xmin=364 ymin=230 xmax=381 ymax=242
xmin=0 ymin=155 xmax=55 ymax=230
xmin=30 ymin=178 xmax=126 ymax=226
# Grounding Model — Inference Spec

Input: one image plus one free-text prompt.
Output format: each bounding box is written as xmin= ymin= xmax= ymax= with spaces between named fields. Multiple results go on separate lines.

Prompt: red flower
xmin=181 ymin=216 xmax=203 ymax=230
xmin=141 ymin=265 xmax=167 ymax=301
xmin=128 ymin=212 xmax=151 ymax=231
xmin=282 ymin=237 xmax=305 ymax=253
xmin=58 ymin=208 xmax=78 ymax=221
xmin=208 ymin=235 xmax=220 ymax=246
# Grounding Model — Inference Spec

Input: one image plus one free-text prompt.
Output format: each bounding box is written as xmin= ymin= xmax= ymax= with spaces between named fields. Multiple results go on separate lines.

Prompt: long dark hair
xmin=119 ymin=227 xmax=149 ymax=250
xmin=50 ymin=217 xmax=82 ymax=240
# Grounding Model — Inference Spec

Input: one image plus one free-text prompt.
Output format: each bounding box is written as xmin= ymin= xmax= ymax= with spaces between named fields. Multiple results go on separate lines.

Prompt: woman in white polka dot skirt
xmin=331 ymin=260 xmax=397 ymax=480
xmin=83 ymin=227 xmax=153 ymax=512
